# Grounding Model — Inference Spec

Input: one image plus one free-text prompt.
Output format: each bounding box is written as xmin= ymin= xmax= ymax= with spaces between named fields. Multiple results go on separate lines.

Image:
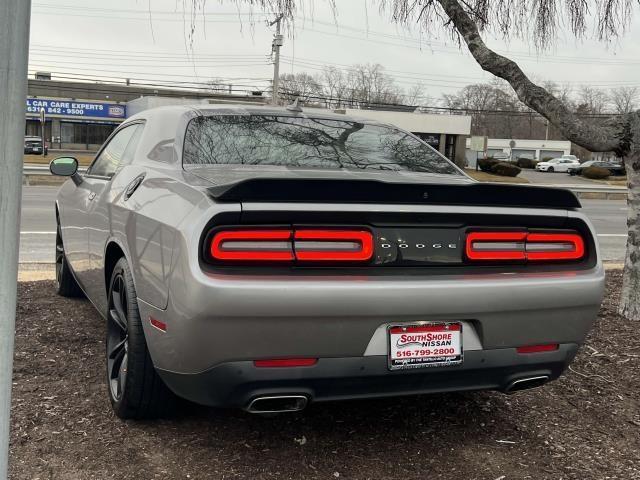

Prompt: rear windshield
xmin=183 ymin=115 xmax=460 ymax=175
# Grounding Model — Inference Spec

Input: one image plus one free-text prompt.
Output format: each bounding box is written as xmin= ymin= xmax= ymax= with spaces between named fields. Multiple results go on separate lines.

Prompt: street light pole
xmin=0 ymin=0 xmax=31 ymax=477
xmin=270 ymin=14 xmax=283 ymax=105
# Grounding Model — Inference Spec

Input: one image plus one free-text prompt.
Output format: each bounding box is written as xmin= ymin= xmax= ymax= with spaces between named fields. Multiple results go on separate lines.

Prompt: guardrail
xmin=23 ymin=165 xmax=87 ymax=175
xmin=22 ymin=164 xmax=628 ymax=199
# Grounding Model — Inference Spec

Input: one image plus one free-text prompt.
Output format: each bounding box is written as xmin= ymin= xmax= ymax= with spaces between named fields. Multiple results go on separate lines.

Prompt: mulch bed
xmin=9 ymin=271 xmax=640 ymax=479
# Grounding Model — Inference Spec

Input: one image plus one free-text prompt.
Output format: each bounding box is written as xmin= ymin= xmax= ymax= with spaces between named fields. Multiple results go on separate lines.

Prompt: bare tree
xmin=577 ymin=86 xmax=610 ymax=115
xmin=278 ymin=72 xmax=322 ymax=104
xmin=541 ymin=80 xmax=575 ymax=109
xmin=320 ymin=66 xmax=348 ymax=108
xmin=348 ymin=63 xmax=404 ymax=106
xmin=611 ymin=86 xmax=639 ymax=114
xmin=403 ymin=83 xmax=425 ymax=105
xmin=191 ymin=0 xmax=640 ymax=320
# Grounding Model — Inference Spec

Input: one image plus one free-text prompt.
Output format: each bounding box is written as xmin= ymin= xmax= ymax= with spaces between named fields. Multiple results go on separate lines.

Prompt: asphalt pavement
xmin=518 ymin=169 xmax=605 ymax=185
xmin=18 ymin=185 xmax=628 ymax=264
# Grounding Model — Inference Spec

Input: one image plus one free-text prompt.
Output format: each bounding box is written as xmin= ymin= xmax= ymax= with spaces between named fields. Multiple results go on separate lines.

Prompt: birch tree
xmin=193 ymin=0 xmax=640 ymax=320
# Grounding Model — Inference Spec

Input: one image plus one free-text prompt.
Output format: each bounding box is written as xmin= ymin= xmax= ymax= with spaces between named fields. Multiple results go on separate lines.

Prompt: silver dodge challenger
xmin=50 ymin=105 xmax=605 ymax=419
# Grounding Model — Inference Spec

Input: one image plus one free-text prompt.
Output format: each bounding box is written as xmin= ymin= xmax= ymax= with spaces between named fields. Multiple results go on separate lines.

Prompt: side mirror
xmin=50 ymin=156 xmax=78 ymax=177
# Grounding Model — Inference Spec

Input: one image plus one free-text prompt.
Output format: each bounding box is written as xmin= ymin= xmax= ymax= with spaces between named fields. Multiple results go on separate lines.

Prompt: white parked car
xmin=536 ymin=156 xmax=580 ymax=173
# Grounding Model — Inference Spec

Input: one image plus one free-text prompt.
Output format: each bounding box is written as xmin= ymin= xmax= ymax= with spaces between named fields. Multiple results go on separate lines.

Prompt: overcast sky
xmin=28 ymin=0 xmax=640 ymax=104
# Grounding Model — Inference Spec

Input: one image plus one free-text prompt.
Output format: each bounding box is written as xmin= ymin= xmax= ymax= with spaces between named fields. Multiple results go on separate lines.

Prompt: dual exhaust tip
xmin=246 ymin=395 xmax=308 ymax=414
xmin=246 ymin=375 xmax=550 ymax=412
xmin=504 ymin=375 xmax=549 ymax=394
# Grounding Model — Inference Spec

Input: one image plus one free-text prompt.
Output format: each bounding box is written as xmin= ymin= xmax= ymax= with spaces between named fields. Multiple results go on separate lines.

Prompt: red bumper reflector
xmin=466 ymin=231 xmax=585 ymax=262
xmin=210 ymin=229 xmax=294 ymax=261
xmin=149 ymin=317 xmax=167 ymax=332
xmin=294 ymin=229 xmax=374 ymax=261
xmin=254 ymin=358 xmax=318 ymax=368
xmin=516 ymin=344 xmax=559 ymax=354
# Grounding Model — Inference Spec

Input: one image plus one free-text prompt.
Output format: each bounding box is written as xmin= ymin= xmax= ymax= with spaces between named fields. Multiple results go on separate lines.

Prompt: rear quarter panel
xmin=107 ymin=165 xmax=214 ymax=309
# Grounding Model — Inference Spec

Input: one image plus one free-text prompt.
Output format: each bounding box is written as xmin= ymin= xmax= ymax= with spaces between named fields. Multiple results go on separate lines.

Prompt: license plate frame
xmin=387 ymin=322 xmax=463 ymax=370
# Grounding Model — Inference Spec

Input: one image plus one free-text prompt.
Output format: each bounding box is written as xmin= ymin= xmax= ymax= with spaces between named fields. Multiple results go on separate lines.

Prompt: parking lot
xmin=9 ymin=271 xmax=640 ymax=480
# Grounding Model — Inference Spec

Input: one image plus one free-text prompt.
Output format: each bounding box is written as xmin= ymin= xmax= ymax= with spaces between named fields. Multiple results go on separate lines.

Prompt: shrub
xmin=582 ymin=166 xmax=611 ymax=179
xmin=516 ymin=157 xmax=538 ymax=169
xmin=491 ymin=162 xmax=522 ymax=177
xmin=478 ymin=157 xmax=500 ymax=172
xmin=542 ymin=156 xmax=555 ymax=162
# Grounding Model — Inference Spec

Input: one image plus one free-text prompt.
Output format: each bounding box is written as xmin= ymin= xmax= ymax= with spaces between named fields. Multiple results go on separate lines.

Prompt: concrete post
xmin=0 ymin=0 xmax=31 ymax=477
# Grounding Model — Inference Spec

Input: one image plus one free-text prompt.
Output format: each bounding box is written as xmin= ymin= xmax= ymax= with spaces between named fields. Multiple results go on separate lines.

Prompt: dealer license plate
xmin=388 ymin=323 xmax=463 ymax=370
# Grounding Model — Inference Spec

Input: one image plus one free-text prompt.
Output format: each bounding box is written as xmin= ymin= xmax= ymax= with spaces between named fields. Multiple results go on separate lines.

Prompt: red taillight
xmin=525 ymin=233 xmax=585 ymax=261
xmin=254 ymin=358 xmax=318 ymax=368
xmin=294 ymin=229 xmax=374 ymax=261
xmin=465 ymin=231 xmax=585 ymax=263
xmin=465 ymin=231 xmax=528 ymax=261
xmin=209 ymin=228 xmax=373 ymax=263
xmin=516 ymin=344 xmax=559 ymax=354
xmin=210 ymin=229 xmax=294 ymax=261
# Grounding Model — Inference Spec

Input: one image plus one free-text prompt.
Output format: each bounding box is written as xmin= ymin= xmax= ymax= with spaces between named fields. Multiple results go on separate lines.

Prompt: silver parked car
xmin=50 ymin=105 xmax=604 ymax=419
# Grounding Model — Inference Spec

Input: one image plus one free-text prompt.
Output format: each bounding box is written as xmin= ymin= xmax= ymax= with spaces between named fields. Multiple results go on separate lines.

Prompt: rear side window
xmin=88 ymin=124 xmax=142 ymax=177
xmin=183 ymin=115 xmax=460 ymax=175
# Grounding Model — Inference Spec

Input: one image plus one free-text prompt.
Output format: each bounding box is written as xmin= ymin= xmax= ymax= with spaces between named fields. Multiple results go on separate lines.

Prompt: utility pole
xmin=270 ymin=14 xmax=284 ymax=105
xmin=0 ymin=0 xmax=31 ymax=476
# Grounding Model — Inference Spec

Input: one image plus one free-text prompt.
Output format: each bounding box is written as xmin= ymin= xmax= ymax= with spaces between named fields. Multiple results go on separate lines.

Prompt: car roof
xmin=127 ymin=103 xmax=389 ymax=127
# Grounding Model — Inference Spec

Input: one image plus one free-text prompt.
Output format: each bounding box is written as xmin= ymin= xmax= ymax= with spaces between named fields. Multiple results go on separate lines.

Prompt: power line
xmin=32 ymin=3 xmax=267 ymax=16
xmin=281 ymin=56 xmax=640 ymax=89
xmin=24 ymin=67 xmax=625 ymax=118
xmin=27 ymin=64 xmax=273 ymax=81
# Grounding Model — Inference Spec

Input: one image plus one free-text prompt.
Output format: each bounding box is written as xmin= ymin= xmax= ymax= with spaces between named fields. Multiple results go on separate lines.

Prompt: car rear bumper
xmin=156 ymin=343 xmax=580 ymax=408
xmin=138 ymin=263 xmax=604 ymax=375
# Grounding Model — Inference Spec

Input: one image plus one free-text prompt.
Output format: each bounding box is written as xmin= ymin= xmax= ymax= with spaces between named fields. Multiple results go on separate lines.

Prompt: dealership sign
xmin=26 ymin=98 xmax=126 ymax=119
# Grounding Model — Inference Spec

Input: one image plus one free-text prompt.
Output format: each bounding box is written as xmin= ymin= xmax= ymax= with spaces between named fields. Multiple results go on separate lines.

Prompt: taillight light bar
xmin=294 ymin=229 xmax=374 ymax=261
xmin=210 ymin=229 xmax=294 ymax=261
xmin=209 ymin=228 xmax=374 ymax=263
xmin=466 ymin=231 xmax=585 ymax=262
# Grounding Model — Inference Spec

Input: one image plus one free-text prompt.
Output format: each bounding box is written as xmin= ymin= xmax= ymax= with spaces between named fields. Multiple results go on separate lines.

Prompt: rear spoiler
xmin=206 ymin=178 xmax=581 ymax=209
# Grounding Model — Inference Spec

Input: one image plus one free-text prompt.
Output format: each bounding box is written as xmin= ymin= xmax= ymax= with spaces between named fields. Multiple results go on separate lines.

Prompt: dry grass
xmin=582 ymin=176 xmax=628 ymax=186
xmin=464 ymin=169 xmax=529 ymax=184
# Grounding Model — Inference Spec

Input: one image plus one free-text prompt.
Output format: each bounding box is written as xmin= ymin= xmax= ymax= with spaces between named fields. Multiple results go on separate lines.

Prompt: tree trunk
xmin=619 ymin=151 xmax=640 ymax=320
xmin=436 ymin=0 xmax=640 ymax=320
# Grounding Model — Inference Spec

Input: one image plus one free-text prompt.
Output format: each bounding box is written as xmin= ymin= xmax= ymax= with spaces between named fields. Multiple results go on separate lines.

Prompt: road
xmin=19 ymin=185 xmax=628 ymax=264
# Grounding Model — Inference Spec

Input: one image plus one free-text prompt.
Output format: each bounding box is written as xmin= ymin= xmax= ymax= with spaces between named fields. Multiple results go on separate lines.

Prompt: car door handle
xmin=88 ymin=192 xmax=96 ymax=201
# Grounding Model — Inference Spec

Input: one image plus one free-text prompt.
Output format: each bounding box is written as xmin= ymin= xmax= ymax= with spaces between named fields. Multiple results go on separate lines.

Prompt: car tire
xmin=547 ymin=166 xmax=554 ymax=172
xmin=106 ymin=257 xmax=177 ymax=419
xmin=55 ymin=223 xmax=83 ymax=297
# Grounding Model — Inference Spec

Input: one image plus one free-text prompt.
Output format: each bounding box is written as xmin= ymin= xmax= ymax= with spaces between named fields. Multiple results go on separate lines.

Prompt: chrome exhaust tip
xmin=246 ymin=395 xmax=308 ymax=414
xmin=505 ymin=375 xmax=550 ymax=394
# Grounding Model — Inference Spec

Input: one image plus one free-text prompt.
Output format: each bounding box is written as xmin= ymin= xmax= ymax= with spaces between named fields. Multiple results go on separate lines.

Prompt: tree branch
xmin=436 ymin=0 xmax=628 ymax=154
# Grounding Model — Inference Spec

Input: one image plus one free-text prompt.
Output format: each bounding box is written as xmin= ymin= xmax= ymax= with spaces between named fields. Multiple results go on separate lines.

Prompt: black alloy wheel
xmin=107 ymin=270 xmax=130 ymax=403
xmin=55 ymin=221 xmax=83 ymax=297
xmin=106 ymin=258 xmax=177 ymax=419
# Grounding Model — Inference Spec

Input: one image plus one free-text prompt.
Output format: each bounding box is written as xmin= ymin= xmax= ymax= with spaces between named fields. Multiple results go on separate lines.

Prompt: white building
xmin=465 ymin=138 xmax=571 ymax=168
